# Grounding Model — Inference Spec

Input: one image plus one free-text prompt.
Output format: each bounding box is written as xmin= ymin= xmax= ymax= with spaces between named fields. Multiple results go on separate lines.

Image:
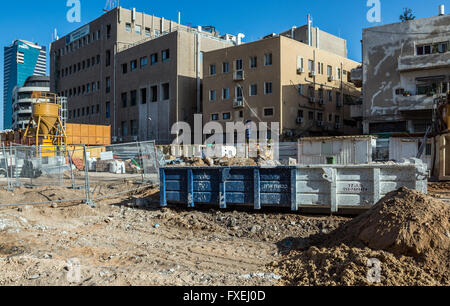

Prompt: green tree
xmin=400 ymin=8 xmax=416 ymax=22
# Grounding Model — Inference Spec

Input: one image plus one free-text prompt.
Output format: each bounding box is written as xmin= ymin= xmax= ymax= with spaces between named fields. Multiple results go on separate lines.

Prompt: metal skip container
xmin=160 ymin=159 xmax=428 ymax=213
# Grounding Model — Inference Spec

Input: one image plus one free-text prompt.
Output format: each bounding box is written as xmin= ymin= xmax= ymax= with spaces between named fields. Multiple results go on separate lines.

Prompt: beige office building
xmin=50 ymin=7 xmax=236 ymax=143
xmin=202 ymin=26 xmax=361 ymax=141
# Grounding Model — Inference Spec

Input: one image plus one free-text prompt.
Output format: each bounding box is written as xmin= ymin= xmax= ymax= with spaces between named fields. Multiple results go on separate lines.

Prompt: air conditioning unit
xmin=132 ymin=136 xmax=138 ymax=141
xmin=309 ymin=97 xmax=316 ymax=103
xmin=119 ymin=137 xmax=123 ymax=142
xmin=309 ymin=71 xmax=316 ymax=77
xmin=112 ymin=136 xmax=118 ymax=143
xmin=285 ymin=130 xmax=294 ymax=137
xmin=296 ymin=117 xmax=304 ymax=124
xmin=319 ymin=99 xmax=325 ymax=105
xmin=328 ymin=76 xmax=335 ymax=82
xmin=297 ymin=67 xmax=305 ymax=74
xmin=233 ymin=70 xmax=245 ymax=81
xmin=233 ymin=98 xmax=244 ymax=108
xmin=316 ymin=121 xmax=324 ymax=127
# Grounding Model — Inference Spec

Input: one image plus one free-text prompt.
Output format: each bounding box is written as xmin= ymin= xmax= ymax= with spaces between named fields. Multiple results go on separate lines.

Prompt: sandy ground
xmin=0 ymin=182 xmax=448 ymax=286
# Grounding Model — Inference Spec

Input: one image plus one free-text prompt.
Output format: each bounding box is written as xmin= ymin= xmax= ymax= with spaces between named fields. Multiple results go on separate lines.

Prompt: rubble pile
xmin=271 ymin=187 xmax=450 ymax=286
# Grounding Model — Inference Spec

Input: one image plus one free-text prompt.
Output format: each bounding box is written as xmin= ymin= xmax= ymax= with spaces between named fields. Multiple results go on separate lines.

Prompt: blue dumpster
xmin=160 ymin=166 xmax=297 ymax=210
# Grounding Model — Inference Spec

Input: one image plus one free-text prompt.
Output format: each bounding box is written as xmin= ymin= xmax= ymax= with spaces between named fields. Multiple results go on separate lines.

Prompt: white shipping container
xmin=298 ymin=136 xmax=377 ymax=165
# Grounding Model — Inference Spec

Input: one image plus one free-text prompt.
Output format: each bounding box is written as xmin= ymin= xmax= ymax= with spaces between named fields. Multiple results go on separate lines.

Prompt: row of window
xmin=57 ymin=28 xmax=106 ymax=57
xmin=58 ymin=80 xmax=102 ymax=98
xmin=211 ymin=108 xmax=275 ymax=122
xmin=122 ymin=49 xmax=170 ymax=73
xmin=121 ymin=83 xmax=170 ymax=107
xmin=298 ymin=110 xmax=341 ymax=123
xmin=119 ymin=120 xmax=138 ymax=137
xmin=209 ymin=83 xmax=273 ymax=101
xmin=416 ymin=41 xmax=448 ymax=56
xmin=69 ymin=104 xmax=101 ymax=120
xmin=59 ymin=54 xmax=101 ymax=78
xmin=124 ymin=23 xmax=160 ymax=38
xmin=209 ymin=54 xmax=273 ymax=75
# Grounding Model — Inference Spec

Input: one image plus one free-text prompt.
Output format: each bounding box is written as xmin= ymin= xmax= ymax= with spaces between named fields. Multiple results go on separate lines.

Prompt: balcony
xmin=398 ymin=53 xmax=450 ymax=72
xmin=350 ymin=104 xmax=363 ymax=118
xmin=350 ymin=66 xmax=362 ymax=87
xmin=233 ymin=70 xmax=245 ymax=81
xmin=233 ymin=98 xmax=244 ymax=108
xmin=396 ymin=94 xmax=437 ymax=111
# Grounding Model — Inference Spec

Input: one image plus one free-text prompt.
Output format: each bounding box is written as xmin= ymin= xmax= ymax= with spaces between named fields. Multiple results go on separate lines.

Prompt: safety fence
xmin=0 ymin=141 xmax=160 ymax=208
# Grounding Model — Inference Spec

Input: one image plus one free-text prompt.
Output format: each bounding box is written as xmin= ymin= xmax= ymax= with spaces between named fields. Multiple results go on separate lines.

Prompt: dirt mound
xmin=271 ymin=187 xmax=450 ymax=286
xmin=339 ymin=187 xmax=450 ymax=260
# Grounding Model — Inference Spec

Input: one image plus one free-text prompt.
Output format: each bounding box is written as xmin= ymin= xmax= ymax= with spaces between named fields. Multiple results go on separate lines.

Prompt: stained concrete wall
xmin=362 ymin=14 xmax=450 ymax=134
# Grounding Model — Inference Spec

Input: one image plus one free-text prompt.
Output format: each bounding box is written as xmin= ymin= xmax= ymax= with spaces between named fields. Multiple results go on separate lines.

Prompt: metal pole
xmin=83 ymin=145 xmax=95 ymax=208
xmin=8 ymin=145 xmax=14 ymax=191
xmin=137 ymin=141 xmax=144 ymax=183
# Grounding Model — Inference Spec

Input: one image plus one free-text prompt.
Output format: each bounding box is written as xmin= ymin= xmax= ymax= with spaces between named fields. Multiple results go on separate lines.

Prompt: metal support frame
xmin=83 ymin=145 xmax=95 ymax=208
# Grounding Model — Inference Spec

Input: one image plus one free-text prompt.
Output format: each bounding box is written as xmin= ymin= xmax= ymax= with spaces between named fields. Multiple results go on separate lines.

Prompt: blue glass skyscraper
xmin=3 ymin=40 xmax=46 ymax=130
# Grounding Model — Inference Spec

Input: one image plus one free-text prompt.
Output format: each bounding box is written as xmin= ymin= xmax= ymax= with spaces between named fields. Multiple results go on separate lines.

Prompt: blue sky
xmin=0 ymin=0 xmax=447 ymax=128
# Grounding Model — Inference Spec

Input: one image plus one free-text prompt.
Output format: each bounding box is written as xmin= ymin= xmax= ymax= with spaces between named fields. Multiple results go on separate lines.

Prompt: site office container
xmin=160 ymin=159 xmax=428 ymax=213
xmin=298 ymin=136 xmax=377 ymax=165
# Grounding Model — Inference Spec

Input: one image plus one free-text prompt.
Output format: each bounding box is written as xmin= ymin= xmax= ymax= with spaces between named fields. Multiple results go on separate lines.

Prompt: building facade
xmin=50 ymin=7 xmax=237 ymax=143
xmin=357 ymin=12 xmax=450 ymax=135
xmin=11 ymin=76 xmax=50 ymax=130
xmin=202 ymin=32 xmax=361 ymax=141
xmin=3 ymin=40 xmax=46 ymax=130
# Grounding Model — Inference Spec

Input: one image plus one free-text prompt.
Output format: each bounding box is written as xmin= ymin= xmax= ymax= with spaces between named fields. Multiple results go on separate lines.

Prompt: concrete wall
xmin=362 ymin=14 xmax=450 ymax=134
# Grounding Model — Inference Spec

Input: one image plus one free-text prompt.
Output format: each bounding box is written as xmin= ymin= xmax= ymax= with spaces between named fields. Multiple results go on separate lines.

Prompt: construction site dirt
xmin=0 ymin=183 xmax=448 ymax=286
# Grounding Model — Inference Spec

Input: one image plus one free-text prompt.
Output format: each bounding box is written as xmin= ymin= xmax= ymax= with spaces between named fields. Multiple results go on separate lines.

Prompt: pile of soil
xmin=271 ymin=187 xmax=450 ymax=286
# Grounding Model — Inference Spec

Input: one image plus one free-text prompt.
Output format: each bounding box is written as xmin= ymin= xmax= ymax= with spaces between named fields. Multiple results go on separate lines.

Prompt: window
xmin=308 ymin=60 xmax=314 ymax=72
xmin=308 ymin=111 xmax=314 ymax=120
xmin=135 ymin=25 xmax=141 ymax=34
xmin=130 ymin=90 xmax=137 ymax=106
xmin=122 ymin=63 xmax=128 ymax=74
xmin=150 ymin=86 xmax=158 ymax=102
xmin=162 ymin=49 xmax=170 ymax=61
xmin=86 ymin=107 xmax=90 ymax=115
xmin=235 ymin=86 xmax=243 ymax=98
xmin=249 ymin=84 xmax=257 ymax=96
xmin=335 ymin=115 xmax=340 ymax=123
xmin=141 ymin=88 xmax=147 ymax=104
xmin=328 ymin=90 xmax=333 ymax=102
xmin=209 ymin=90 xmax=217 ymax=101
xmin=106 ymin=24 xmax=111 ymax=39
xmin=125 ymin=23 xmax=131 ymax=32
xmin=264 ymin=82 xmax=273 ymax=94
xmin=223 ymin=62 xmax=229 ymax=73
xmin=264 ymin=53 xmax=272 ymax=66
xmin=211 ymin=114 xmax=219 ymax=121
xmin=121 ymin=121 xmax=128 ymax=137
xmin=97 ymin=54 xmax=101 ymax=64
xmin=210 ymin=64 xmax=216 ymax=75
xmin=317 ymin=112 xmax=323 ymax=121
xmin=298 ymin=84 xmax=304 ymax=96
xmin=96 ymin=104 xmax=100 ymax=114
xmin=318 ymin=62 xmax=324 ymax=74
xmin=298 ymin=110 xmax=304 ymax=118
xmin=223 ymin=113 xmax=231 ymax=120
xmin=121 ymin=93 xmax=128 ymax=107
xmin=130 ymin=60 xmax=137 ymax=71
xmin=145 ymin=28 xmax=151 ymax=37
xmin=162 ymin=83 xmax=170 ymax=100
xmin=131 ymin=120 xmax=138 ymax=136
xmin=140 ymin=56 xmax=147 ymax=68
xmin=327 ymin=65 xmax=332 ymax=77
xmin=106 ymin=50 xmax=111 ymax=67
xmin=82 ymin=108 xmax=85 ymax=117
xmin=92 ymin=105 xmax=95 ymax=114
xmin=329 ymin=114 xmax=333 ymax=122
xmin=250 ymin=56 xmax=257 ymax=68
xmin=336 ymin=68 xmax=341 ymax=80
xmin=235 ymin=59 xmax=243 ymax=70
xmin=222 ymin=88 xmax=230 ymax=100
xmin=151 ymin=53 xmax=158 ymax=65
xmin=106 ymin=77 xmax=111 ymax=93
xmin=264 ymin=108 xmax=274 ymax=117
xmin=87 ymin=58 xmax=90 ymax=68
xmin=297 ymin=56 xmax=304 ymax=71
xmin=336 ymin=92 xmax=341 ymax=105
xmin=239 ymin=111 xmax=244 ymax=118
